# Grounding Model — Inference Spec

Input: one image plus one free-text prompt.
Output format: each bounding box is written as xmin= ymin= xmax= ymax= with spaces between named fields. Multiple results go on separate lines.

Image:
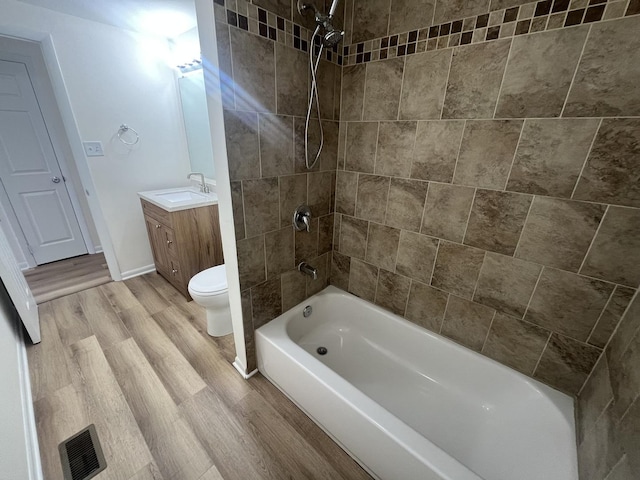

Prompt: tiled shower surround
xmin=334 ymin=0 xmax=640 ymax=397
xmin=212 ymin=0 xmax=342 ymax=371
xmin=210 ymin=0 xmax=640 ymax=478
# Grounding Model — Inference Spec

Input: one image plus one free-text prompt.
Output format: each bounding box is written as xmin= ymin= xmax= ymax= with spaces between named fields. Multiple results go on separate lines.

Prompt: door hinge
xmin=27 ymin=244 xmax=34 ymax=255
xmin=62 ymin=175 xmax=66 ymax=182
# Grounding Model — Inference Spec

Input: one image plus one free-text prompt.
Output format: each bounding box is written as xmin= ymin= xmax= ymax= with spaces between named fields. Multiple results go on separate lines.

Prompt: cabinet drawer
xmin=166 ymin=258 xmax=183 ymax=287
xmin=141 ymin=199 xmax=172 ymax=227
xmin=164 ymin=228 xmax=177 ymax=257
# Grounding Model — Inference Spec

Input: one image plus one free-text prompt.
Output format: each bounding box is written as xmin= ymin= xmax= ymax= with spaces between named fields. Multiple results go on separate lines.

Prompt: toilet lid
xmin=189 ymin=264 xmax=228 ymax=294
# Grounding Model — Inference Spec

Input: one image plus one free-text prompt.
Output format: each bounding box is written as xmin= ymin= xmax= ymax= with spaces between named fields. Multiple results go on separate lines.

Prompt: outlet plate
xmin=83 ymin=141 xmax=104 ymax=157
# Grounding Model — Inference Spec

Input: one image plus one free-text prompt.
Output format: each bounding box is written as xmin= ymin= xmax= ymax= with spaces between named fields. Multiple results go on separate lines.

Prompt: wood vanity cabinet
xmin=141 ymin=199 xmax=224 ymax=299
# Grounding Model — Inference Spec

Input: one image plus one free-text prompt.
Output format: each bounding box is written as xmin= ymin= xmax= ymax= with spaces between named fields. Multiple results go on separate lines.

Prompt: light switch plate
xmin=83 ymin=141 xmax=104 ymax=157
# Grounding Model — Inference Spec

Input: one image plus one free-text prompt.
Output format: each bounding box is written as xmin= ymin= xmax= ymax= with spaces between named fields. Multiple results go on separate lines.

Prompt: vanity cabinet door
xmin=167 ymin=258 xmax=182 ymax=288
xmin=144 ymin=216 xmax=170 ymax=274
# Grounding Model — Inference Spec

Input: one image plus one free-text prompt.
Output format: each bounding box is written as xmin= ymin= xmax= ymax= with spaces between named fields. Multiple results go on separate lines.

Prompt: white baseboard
xmin=17 ymin=325 xmax=43 ymax=480
xmin=94 ymin=245 xmax=103 ymax=253
xmin=233 ymin=358 xmax=258 ymax=379
xmin=120 ymin=264 xmax=156 ymax=280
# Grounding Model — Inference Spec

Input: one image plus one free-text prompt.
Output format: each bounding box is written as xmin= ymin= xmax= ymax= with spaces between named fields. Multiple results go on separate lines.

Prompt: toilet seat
xmin=189 ymin=264 xmax=227 ymax=296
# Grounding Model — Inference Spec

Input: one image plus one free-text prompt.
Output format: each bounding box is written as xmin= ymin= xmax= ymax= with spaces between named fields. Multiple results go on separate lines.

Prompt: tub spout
xmin=298 ymin=262 xmax=318 ymax=280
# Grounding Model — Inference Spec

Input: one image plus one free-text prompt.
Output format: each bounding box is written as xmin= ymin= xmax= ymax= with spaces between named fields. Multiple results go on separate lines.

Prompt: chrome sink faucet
xmin=187 ymin=172 xmax=210 ymax=193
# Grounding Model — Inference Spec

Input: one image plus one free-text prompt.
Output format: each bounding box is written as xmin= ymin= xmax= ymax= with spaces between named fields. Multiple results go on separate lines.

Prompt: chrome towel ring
xmin=117 ymin=124 xmax=139 ymax=145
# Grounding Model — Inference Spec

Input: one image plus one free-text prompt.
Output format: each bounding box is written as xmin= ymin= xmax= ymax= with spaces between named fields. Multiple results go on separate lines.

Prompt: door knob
xmin=52 ymin=176 xmax=61 ymax=183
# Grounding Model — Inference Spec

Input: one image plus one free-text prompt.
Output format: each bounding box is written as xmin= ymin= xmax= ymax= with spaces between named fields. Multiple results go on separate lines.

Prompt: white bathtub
xmin=255 ymin=286 xmax=578 ymax=480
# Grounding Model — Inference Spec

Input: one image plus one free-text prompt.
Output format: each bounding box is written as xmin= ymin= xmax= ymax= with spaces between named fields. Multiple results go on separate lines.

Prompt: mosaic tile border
xmin=213 ymin=0 xmax=343 ymax=65
xmin=343 ymin=0 xmax=638 ymax=66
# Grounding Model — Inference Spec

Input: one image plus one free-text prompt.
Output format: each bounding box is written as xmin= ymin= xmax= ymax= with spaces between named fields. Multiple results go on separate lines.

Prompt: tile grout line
xmin=480 ymin=311 xmax=497 ymax=353
xmin=439 ymin=49 xmax=455 ymax=120
xmin=418 ymin=182 xmax=431 ymax=235
xmin=362 ymin=220 xmax=371 ymax=264
xmin=491 ymin=37 xmax=514 ymax=119
xmin=571 ymin=118 xmax=603 ymax=199
xmin=373 ymin=263 xmax=381 ymax=305
xmin=262 ymin=234 xmax=268 ymax=282
xmin=428 ymin=239 xmax=440 ymax=286
xmin=403 ymin=278 xmax=413 ymax=317
xmin=512 ymin=194 xmax=536 ymax=259
xmin=439 ymin=292 xmax=452 ymax=334
xmin=619 ymin=389 xmax=640 ymax=423
xmin=502 ymin=120 xmax=526 ymax=191
xmin=531 ymin=332 xmax=553 ymax=377
xmin=352 ymin=169 xmax=360 ymax=217
xmin=407 ymin=121 xmax=420 ymax=181
xmin=381 ymin=173 xmax=393 ymax=228
xmin=257 ymin=114 xmax=264 ymax=179
xmin=470 ymin=251 xmax=487 ymax=302
xmin=240 ymin=181 xmax=249 ymax=242
xmin=598 ymin=289 xmax=640 ymax=371
xmin=385 ymin=0 xmax=393 ymax=49
xmin=603 ymin=455 xmax=628 ymax=480
xmin=273 ymin=42 xmax=279 ymax=120
xmin=577 ymin=204 xmax=609 ymax=274
xmin=429 ymin=1 xmax=437 ymax=29
xmin=225 ymin=18 xmax=237 ymax=110
xmin=560 ymin=23 xmax=592 ymax=117
xmin=395 ymin=55 xmax=408 ymax=121
xmin=449 ymin=120 xmax=467 ymax=185
xmin=522 ymin=266 xmax=544 ymax=320
xmin=585 ymin=286 xmax=617 ymax=346
xmin=460 ymin=186 xmax=477 ymax=245
xmin=360 ymin=61 xmax=368 ymax=121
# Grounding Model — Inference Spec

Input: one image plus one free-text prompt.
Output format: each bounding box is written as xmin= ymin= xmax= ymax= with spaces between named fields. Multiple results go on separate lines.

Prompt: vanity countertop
xmin=138 ymin=186 xmax=218 ymax=212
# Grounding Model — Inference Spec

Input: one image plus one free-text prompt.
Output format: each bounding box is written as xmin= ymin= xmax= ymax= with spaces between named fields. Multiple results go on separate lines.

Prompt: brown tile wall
xmin=211 ymin=0 xmax=341 ymax=370
xmin=577 ymin=291 xmax=640 ymax=480
xmin=335 ymin=0 xmax=640 ymax=398
xmin=210 ymin=1 xmax=640 ymax=477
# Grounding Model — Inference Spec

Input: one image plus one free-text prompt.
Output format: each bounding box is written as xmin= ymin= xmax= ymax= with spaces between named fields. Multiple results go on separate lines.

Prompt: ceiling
xmin=18 ymin=0 xmax=197 ymax=38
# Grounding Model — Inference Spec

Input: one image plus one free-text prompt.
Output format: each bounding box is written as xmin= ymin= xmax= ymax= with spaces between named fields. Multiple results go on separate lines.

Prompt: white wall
xmin=0 ymin=282 xmax=40 ymax=480
xmin=0 ymin=0 xmax=192 ymax=278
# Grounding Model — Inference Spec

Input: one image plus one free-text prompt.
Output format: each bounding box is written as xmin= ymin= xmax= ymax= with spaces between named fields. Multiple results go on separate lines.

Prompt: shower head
xmin=297 ymin=0 xmax=344 ymax=47
xmin=323 ymin=28 xmax=344 ymax=47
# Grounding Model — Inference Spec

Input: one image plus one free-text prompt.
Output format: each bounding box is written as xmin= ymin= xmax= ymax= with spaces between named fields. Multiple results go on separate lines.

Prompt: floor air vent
xmin=59 ymin=424 xmax=107 ymax=480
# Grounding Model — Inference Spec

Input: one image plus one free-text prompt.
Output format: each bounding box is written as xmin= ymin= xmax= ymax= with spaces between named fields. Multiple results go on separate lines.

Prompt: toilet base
xmin=206 ymin=305 xmax=233 ymax=337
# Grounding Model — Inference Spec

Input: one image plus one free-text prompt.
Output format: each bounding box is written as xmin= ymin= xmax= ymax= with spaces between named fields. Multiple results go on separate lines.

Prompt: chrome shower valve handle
xmin=293 ymin=205 xmax=312 ymax=232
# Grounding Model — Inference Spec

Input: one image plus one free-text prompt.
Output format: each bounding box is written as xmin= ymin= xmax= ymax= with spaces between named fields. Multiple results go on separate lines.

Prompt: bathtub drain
xmin=317 ymin=346 xmax=328 ymax=355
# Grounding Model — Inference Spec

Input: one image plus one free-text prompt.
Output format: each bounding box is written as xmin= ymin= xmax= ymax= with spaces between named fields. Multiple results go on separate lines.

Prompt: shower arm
xmin=328 ymin=0 xmax=340 ymax=18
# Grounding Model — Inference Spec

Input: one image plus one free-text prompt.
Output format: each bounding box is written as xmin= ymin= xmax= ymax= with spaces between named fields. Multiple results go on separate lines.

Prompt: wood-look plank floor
xmin=24 ymin=253 xmax=111 ymax=304
xmin=27 ymin=272 xmax=371 ymax=480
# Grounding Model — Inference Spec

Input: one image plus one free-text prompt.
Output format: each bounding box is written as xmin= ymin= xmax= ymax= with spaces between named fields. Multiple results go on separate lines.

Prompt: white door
xmin=0 ymin=222 xmax=39 ymax=343
xmin=0 ymin=59 xmax=86 ymax=265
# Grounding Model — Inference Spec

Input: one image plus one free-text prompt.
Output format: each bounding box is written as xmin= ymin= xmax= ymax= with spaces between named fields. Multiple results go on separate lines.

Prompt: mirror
xmin=178 ymin=69 xmax=215 ymax=179
xmin=172 ymin=26 xmax=215 ymax=180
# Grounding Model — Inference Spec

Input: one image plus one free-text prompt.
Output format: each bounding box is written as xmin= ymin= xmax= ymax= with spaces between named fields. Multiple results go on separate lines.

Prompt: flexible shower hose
xmin=304 ymin=25 xmax=325 ymax=170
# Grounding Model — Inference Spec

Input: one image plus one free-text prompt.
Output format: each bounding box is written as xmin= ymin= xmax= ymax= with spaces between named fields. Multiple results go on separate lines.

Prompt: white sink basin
xmin=138 ymin=186 xmax=218 ymax=212
xmin=156 ymin=190 xmax=208 ymax=203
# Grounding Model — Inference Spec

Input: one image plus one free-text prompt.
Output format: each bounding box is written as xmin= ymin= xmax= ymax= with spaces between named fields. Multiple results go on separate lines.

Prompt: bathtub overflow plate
xmin=317 ymin=346 xmax=327 ymax=355
xmin=303 ymin=305 xmax=312 ymax=317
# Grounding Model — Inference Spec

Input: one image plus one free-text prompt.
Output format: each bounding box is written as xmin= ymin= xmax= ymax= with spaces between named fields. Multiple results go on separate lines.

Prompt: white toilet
xmin=188 ymin=264 xmax=232 ymax=337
